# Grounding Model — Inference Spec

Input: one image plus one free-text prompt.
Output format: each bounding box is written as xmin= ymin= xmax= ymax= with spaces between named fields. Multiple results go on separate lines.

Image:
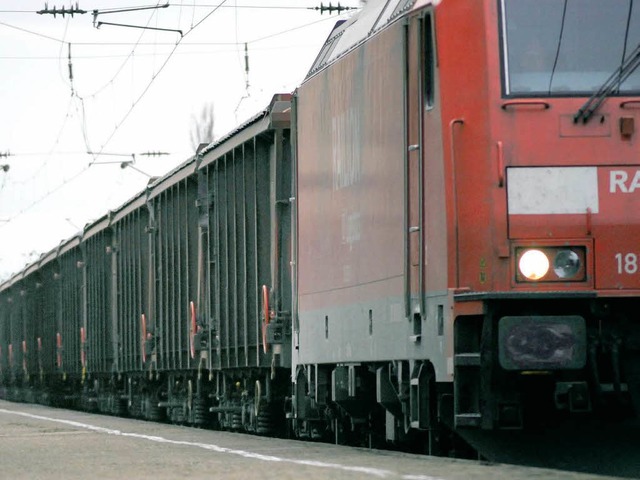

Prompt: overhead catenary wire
xmin=0 ymin=3 xmax=172 ymax=225
xmin=0 ymin=39 xmax=332 ymax=62
xmin=0 ymin=165 xmax=91 ymax=226
xmin=0 ymin=20 xmax=65 ymax=43
xmin=4 ymin=19 xmax=77 ymax=193
xmin=0 ymin=2 xmax=352 ymax=233
xmin=3 ymin=2 xmax=223 ymax=220
xmin=85 ymin=2 xmax=167 ymax=98
xmin=0 ymin=15 xmax=347 ymax=49
xmin=57 ymin=15 xmax=72 ymax=86
xmin=1 ymin=0 xmax=180 ymax=211
xmin=0 ymin=4 xmax=321 ymax=14
xmin=88 ymin=0 xmax=231 ymax=167
xmin=0 ymin=151 xmax=98 ymax=157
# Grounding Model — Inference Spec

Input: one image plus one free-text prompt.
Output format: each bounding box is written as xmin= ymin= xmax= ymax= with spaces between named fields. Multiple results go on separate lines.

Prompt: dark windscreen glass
xmin=503 ymin=0 xmax=640 ymax=95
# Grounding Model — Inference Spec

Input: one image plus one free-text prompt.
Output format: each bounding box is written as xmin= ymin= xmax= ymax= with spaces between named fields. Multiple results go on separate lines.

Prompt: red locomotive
xmin=292 ymin=0 xmax=640 ymax=456
xmin=1 ymin=0 xmax=639 ymax=469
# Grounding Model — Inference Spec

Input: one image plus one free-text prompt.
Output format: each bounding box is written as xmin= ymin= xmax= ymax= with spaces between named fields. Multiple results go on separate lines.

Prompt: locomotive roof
xmin=306 ymin=0 xmax=438 ymax=78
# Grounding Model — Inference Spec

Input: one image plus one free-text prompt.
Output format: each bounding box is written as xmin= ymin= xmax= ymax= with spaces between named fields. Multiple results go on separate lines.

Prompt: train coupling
xmin=265 ymin=311 xmax=291 ymax=348
xmin=265 ymin=321 xmax=284 ymax=346
xmin=192 ymin=329 xmax=208 ymax=352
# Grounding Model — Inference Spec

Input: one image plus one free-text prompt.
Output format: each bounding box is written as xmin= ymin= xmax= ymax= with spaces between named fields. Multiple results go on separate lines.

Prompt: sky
xmin=0 ymin=0 xmax=359 ymax=280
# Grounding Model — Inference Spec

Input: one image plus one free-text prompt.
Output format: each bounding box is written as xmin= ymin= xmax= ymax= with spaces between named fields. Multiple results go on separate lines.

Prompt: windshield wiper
xmin=574 ymin=42 xmax=640 ymax=124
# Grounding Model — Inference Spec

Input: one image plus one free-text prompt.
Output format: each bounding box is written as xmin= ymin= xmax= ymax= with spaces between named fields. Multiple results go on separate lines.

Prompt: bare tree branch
xmin=189 ymin=103 xmax=216 ymax=152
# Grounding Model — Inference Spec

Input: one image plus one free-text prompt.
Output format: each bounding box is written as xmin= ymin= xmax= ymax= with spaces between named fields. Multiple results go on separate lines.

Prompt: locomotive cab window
xmin=501 ymin=0 xmax=640 ymax=96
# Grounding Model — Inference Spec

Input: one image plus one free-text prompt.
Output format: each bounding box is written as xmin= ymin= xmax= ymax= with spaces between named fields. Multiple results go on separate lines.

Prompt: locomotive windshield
xmin=502 ymin=0 xmax=640 ymax=96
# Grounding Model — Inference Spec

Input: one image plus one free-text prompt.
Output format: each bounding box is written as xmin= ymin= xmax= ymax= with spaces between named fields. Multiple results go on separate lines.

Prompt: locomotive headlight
xmin=515 ymin=245 xmax=587 ymax=283
xmin=553 ymin=250 xmax=581 ymax=279
xmin=518 ymin=249 xmax=549 ymax=280
xmin=499 ymin=315 xmax=587 ymax=370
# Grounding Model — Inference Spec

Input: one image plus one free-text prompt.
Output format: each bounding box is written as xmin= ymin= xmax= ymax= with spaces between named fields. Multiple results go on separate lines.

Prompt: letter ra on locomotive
xmin=610 ymin=170 xmax=640 ymax=193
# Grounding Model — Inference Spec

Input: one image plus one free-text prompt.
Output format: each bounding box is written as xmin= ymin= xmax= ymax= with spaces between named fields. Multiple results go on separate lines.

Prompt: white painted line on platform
xmin=0 ymin=407 xmax=446 ymax=480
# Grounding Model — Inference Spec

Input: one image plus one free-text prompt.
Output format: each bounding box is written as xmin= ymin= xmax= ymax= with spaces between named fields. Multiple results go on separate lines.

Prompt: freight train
xmin=2 ymin=0 xmax=640 ymax=461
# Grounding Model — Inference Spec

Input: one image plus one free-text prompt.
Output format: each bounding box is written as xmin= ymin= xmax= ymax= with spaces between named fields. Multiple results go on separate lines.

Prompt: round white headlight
xmin=554 ymin=250 xmax=580 ymax=279
xmin=519 ymin=249 xmax=550 ymax=280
